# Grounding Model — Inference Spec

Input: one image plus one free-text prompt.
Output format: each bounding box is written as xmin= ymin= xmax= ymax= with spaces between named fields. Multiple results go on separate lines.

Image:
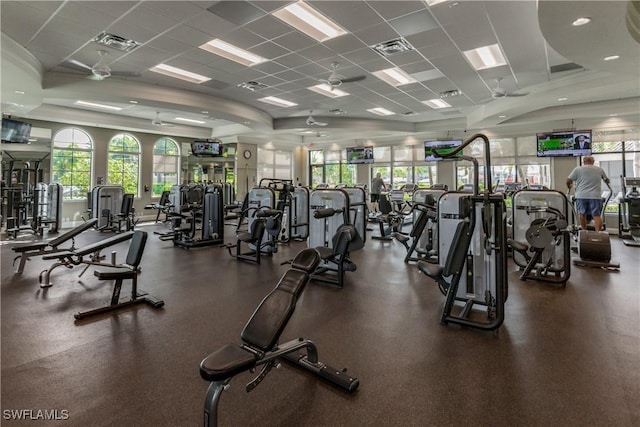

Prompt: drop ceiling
xmin=1 ymin=0 xmax=639 ymax=148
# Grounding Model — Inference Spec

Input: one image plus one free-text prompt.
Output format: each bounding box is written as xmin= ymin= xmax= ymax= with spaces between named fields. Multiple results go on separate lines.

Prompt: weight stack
xmin=578 ymin=230 xmax=612 ymax=262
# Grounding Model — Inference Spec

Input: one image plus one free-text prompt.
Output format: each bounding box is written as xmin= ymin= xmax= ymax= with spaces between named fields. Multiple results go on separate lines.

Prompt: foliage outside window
xmin=108 ymin=133 xmax=140 ymax=195
xmin=152 ymin=137 xmax=179 ymax=197
xmin=591 ymin=138 xmax=639 ymax=213
xmin=51 ymin=127 xmax=92 ymax=200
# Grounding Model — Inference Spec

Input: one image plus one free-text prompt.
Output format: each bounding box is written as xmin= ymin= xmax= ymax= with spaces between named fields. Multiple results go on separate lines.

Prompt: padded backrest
xmin=250 ymin=219 xmax=266 ymax=242
xmin=410 ymin=210 xmax=430 ymax=238
xmin=121 ymin=193 xmax=134 ymax=214
xmin=159 ymin=190 xmax=170 ymax=206
xmin=125 ymin=230 xmax=148 ymax=267
xmin=241 ymin=249 xmax=320 ymax=351
xmin=49 ymin=218 xmax=98 ymax=246
xmin=443 ymin=221 xmax=472 ymax=277
xmin=332 ymin=225 xmax=353 ymax=256
xmin=378 ymin=194 xmax=393 ymax=214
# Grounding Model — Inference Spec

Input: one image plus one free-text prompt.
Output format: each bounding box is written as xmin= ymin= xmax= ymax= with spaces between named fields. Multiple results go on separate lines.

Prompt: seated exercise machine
xmin=75 ymin=230 xmax=164 ymax=321
xmin=393 ymin=198 xmax=438 ymax=264
xmin=144 ymin=190 xmax=173 ymax=223
xmin=11 ymin=218 xmax=98 ymax=274
xmin=507 ymin=189 xmax=572 ymax=286
xmin=371 ymin=193 xmax=403 ymax=241
xmin=199 ymin=248 xmax=358 ymax=427
xmin=619 ymin=176 xmax=640 ymax=247
xmin=39 ymin=231 xmax=135 ymax=287
xmin=417 ymin=134 xmax=508 ymax=332
xmin=226 ymin=208 xmax=281 ymax=264
xmin=172 ymin=184 xmax=224 ymax=249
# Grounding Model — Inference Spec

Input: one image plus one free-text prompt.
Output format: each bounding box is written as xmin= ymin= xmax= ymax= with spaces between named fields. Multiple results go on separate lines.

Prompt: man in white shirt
xmin=567 ymin=156 xmax=609 ymax=231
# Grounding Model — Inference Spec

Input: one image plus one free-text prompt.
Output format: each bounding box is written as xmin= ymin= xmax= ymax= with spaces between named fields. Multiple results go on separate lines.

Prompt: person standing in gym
xmin=566 ymin=156 xmax=610 ymax=231
xmin=370 ymin=172 xmax=387 ymax=214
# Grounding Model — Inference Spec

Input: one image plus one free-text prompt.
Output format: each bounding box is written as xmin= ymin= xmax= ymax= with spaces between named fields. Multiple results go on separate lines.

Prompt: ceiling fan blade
xmin=315 ymin=121 xmax=328 ymax=126
xmin=341 ymin=75 xmax=366 ymax=83
xmin=86 ymin=74 xmax=106 ymax=81
xmin=111 ymin=70 xmax=141 ymax=78
xmin=64 ymin=59 xmax=94 ymax=71
xmin=506 ymin=92 xmax=529 ymax=97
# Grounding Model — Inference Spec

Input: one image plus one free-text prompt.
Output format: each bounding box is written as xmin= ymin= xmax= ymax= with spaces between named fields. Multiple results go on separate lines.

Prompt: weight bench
xmin=39 ymin=231 xmax=135 ymax=288
xmin=199 ymin=248 xmax=359 ymax=427
xmin=74 ymin=230 xmax=164 ymax=321
xmin=11 ymin=218 xmax=98 ymax=274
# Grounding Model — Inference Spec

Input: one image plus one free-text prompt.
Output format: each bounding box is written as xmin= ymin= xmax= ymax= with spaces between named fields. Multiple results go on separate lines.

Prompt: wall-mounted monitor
xmin=346 ymin=146 xmax=374 ymax=164
xmin=1 ymin=118 xmax=32 ymax=143
xmin=424 ymin=139 xmax=463 ymax=161
xmin=536 ymin=130 xmax=592 ymax=157
xmin=191 ymin=139 xmax=223 ymax=157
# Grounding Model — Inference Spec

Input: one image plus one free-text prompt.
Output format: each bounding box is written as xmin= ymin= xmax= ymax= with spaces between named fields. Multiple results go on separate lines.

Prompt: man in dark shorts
xmin=370 ymin=172 xmax=386 ymax=213
xmin=567 ymin=156 xmax=610 ymax=231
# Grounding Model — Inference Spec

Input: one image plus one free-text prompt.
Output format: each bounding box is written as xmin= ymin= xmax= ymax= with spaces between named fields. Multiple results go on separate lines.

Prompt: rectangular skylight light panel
xmin=372 ymin=67 xmax=416 ymax=86
xmin=74 ymin=100 xmax=122 ymax=111
xmin=424 ymin=0 xmax=449 ymax=6
xmin=258 ymin=96 xmax=298 ymax=108
xmin=308 ymin=83 xmax=349 ymax=98
xmin=422 ymin=98 xmax=451 ymax=109
xmin=273 ymin=1 xmax=347 ymax=42
xmin=174 ymin=117 xmax=206 ymax=124
xmin=149 ymin=64 xmax=211 ymax=84
xmin=200 ymin=39 xmax=267 ymax=67
xmin=367 ymin=107 xmax=395 ymax=116
xmin=463 ymin=44 xmax=506 ymax=70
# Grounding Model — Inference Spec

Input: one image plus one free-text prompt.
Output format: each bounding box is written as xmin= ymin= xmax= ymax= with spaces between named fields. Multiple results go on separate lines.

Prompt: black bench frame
xmin=11 ymin=218 xmax=98 ymax=274
xmin=199 ymin=248 xmax=359 ymax=427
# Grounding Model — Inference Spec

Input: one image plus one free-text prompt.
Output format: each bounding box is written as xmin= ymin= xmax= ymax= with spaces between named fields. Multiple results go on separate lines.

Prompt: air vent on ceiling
xmin=237 ymin=81 xmax=268 ymax=91
xmin=439 ymin=89 xmax=462 ymax=98
xmin=93 ymin=32 xmax=140 ymax=52
xmin=400 ymin=111 xmax=417 ymax=116
xmin=370 ymin=37 xmax=415 ymax=57
xmin=550 ymin=63 xmax=583 ymax=73
xmin=329 ymin=108 xmax=347 ymax=115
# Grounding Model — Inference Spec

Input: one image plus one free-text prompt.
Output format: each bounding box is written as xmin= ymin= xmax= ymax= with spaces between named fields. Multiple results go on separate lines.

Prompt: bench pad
xmin=199 ymin=344 xmax=257 ymax=382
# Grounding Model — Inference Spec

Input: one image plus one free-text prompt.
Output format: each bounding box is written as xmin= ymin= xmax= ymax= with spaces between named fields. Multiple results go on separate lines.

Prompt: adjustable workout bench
xmin=199 ymin=248 xmax=359 ymax=427
xmin=11 ymin=218 xmax=98 ymax=274
xmin=39 ymin=231 xmax=134 ymax=288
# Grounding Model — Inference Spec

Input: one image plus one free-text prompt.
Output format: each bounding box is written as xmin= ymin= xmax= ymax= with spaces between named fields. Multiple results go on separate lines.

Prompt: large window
xmin=152 ymin=137 xmax=179 ymax=197
xmin=108 ymin=133 xmax=140 ymax=195
xmin=257 ymin=148 xmax=293 ymax=182
xmin=308 ymin=149 xmax=357 ymax=187
xmin=591 ymin=137 xmax=640 ymax=212
xmin=51 ymin=127 xmax=93 ymax=200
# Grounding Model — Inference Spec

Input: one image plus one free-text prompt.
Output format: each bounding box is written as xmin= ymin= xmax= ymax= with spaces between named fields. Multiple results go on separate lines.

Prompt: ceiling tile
xmin=55 ymin=2 xmax=119 ymax=29
xmin=273 ymin=53 xmax=309 ymax=69
xmin=117 ymin=45 xmax=176 ymax=69
xmin=387 ymin=51 xmax=426 ymax=67
xmin=272 ymin=69 xmax=307 ymax=83
xmin=389 ymin=10 xmax=439 ymax=37
xmin=298 ymin=44 xmax=338 ymax=62
xmin=310 ymin=1 xmax=382 ymax=33
xmin=405 ymin=28 xmax=449 ymax=49
xmin=183 ymin=11 xmax=237 ymax=39
xmin=272 ymin=32 xmax=317 ymax=52
xmin=410 ymin=69 xmax=445 ymax=82
xmin=358 ymin=58 xmax=397 ymax=72
xmin=367 ymin=1 xmax=427 ymax=20
xmin=118 ymin=5 xmax=182 ymax=33
xmin=146 ymin=36 xmax=193 ymax=56
xmin=323 ymin=34 xmax=367 ymax=54
xmin=251 ymin=41 xmax=290 ymax=61
xmin=106 ymin=21 xmax=158 ymax=44
xmin=340 ymin=47 xmax=385 ymax=65
xmin=140 ymin=1 xmax=205 ymax=22
xmin=165 ymin=24 xmax=218 ymax=46
xmin=244 ymin=14 xmax=294 ymax=41
xmin=82 ymin=1 xmax=139 ymax=18
xmin=250 ymin=1 xmax=290 ymax=13
xmin=1 ymin=3 xmax=53 ymax=45
xmin=252 ymin=61 xmax=288 ymax=75
xmin=354 ymin=23 xmax=400 ymax=45
xmin=293 ymin=63 xmax=329 ymax=78
xmin=207 ymin=1 xmax=266 ymax=26
xmin=402 ymin=62 xmax=436 ymax=74
xmin=221 ymin=28 xmax=266 ymax=49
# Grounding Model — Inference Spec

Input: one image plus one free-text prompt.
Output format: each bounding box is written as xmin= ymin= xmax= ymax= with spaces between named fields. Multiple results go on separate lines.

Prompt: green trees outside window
xmin=51 ymin=127 xmax=92 ymax=200
xmin=108 ymin=133 xmax=140 ymax=195
xmin=152 ymin=137 xmax=179 ymax=197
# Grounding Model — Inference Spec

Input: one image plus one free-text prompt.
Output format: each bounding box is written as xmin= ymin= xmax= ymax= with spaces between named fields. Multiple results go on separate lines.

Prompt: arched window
xmin=108 ymin=133 xmax=140 ymax=195
xmin=52 ymin=127 xmax=93 ymax=200
xmin=152 ymin=137 xmax=180 ymax=197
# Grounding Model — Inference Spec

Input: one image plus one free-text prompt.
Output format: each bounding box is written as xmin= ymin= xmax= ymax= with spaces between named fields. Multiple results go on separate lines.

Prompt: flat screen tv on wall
xmin=1 ymin=118 xmax=32 ymax=143
xmin=536 ymin=130 xmax=592 ymax=157
xmin=346 ymin=147 xmax=374 ymax=164
xmin=424 ymin=139 xmax=463 ymax=161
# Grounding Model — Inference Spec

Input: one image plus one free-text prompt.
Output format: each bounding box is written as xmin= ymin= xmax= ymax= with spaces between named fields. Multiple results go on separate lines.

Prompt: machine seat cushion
xmin=393 ymin=233 xmax=409 ymax=243
xmin=237 ymin=231 xmax=253 ymax=242
xmin=507 ymin=238 xmax=528 ymax=253
xmin=417 ymin=261 xmax=443 ymax=279
xmin=315 ymin=246 xmax=334 ymax=260
xmin=93 ymin=266 xmax=135 ymax=280
xmin=12 ymin=242 xmax=49 ymax=252
xmin=43 ymin=251 xmax=74 ymax=260
xmin=199 ymin=344 xmax=258 ymax=382
xmin=290 ymin=248 xmax=321 ymax=272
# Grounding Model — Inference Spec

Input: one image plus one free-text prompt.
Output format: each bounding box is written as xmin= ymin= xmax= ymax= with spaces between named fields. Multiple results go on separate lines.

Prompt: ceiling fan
xmin=152 ymin=112 xmax=174 ymax=127
xmin=491 ymin=78 xmax=529 ymax=99
xmin=323 ymin=62 xmax=366 ymax=90
xmin=65 ymin=50 xmax=140 ymax=81
xmin=306 ymin=110 xmax=327 ymax=126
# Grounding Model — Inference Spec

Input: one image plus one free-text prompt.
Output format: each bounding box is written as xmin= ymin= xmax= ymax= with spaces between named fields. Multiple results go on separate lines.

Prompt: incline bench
xmin=39 ymin=231 xmax=134 ymax=288
xmin=11 ymin=219 xmax=98 ymax=274
xmin=199 ymin=248 xmax=359 ymax=427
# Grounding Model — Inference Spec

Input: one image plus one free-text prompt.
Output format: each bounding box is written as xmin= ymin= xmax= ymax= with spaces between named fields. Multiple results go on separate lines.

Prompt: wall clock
xmin=243 ymin=150 xmax=252 ymax=159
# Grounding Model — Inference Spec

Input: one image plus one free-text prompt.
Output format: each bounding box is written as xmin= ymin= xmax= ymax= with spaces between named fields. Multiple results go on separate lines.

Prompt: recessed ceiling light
xmin=367 ymin=107 xmax=395 ymax=116
xmin=572 ymin=17 xmax=591 ymax=26
xmin=463 ymin=44 xmax=507 ymax=70
xmin=498 ymin=115 xmax=506 ymax=118
xmin=273 ymin=0 xmax=347 ymax=42
xmin=129 ymin=100 xmax=138 ymax=104
xmin=74 ymin=100 xmax=123 ymax=111
xmin=201 ymin=111 xmax=208 ymax=114
xmin=308 ymin=83 xmax=349 ymax=98
xmin=610 ymin=113 xmax=618 ymax=117
xmin=14 ymin=90 xmax=25 ymax=95
xmin=149 ymin=64 xmax=211 ymax=84
xmin=199 ymin=39 xmax=267 ymax=66
xmin=557 ymin=97 xmax=568 ymax=101
xmin=174 ymin=117 xmax=206 ymax=124
xmin=258 ymin=96 xmax=298 ymax=108
xmin=424 ymin=0 xmax=449 ymax=5
xmin=604 ymin=55 xmax=620 ymax=61
xmin=372 ymin=67 xmax=416 ymax=86
xmin=422 ymin=98 xmax=451 ymax=109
